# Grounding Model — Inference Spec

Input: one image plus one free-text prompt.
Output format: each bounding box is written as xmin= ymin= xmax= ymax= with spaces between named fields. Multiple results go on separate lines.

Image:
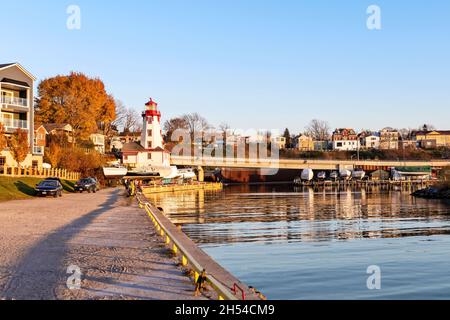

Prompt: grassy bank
xmin=0 ymin=177 xmax=75 ymax=202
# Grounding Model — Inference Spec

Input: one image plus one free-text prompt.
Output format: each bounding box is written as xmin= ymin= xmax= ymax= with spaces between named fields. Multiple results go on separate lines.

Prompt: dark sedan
xmin=35 ymin=180 xmax=63 ymax=198
xmin=74 ymin=178 xmax=99 ymax=193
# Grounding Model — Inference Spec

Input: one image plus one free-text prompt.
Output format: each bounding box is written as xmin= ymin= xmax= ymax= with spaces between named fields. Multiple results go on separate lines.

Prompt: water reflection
xmin=148 ymin=185 xmax=450 ymax=245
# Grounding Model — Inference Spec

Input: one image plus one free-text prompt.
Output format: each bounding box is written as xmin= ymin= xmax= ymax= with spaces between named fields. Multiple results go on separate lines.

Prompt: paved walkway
xmin=0 ymin=188 xmax=204 ymax=300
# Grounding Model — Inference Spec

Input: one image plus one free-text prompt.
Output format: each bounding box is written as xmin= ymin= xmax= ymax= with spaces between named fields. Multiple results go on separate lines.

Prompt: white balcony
xmin=1 ymin=118 xmax=28 ymax=131
xmin=1 ymin=95 xmax=29 ymax=108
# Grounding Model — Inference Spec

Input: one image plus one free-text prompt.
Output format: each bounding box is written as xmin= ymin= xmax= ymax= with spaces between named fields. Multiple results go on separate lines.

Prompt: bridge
xmin=171 ymin=156 xmax=450 ymax=170
xmin=171 ymin=156 xmax=450 ymax=181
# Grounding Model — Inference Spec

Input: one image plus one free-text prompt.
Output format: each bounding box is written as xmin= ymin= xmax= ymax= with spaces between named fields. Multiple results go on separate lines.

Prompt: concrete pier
xmin=0 ymin=189 xmax=205 ymax=300
xmin=137 ymin=194 xmax=262 ymax=301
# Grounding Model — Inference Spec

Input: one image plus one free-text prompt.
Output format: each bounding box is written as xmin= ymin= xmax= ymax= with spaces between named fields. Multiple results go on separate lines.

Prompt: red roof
xmin=145 ymin=98 xmax=158 ymax=107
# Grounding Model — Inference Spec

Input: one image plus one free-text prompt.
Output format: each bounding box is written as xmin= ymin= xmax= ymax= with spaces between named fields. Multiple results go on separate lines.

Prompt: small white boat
xmin=128 ymin=165 xmax=174 ymax=178
xmin=178 ymin=168 xmax=196 ymax=180
xmin=317 ymin=172 xmax=327 ymax=180
xmin=103 ymin=165 xmax=128 ymax=179
xmin=352 ymin=170 xmax=366 ymax=180
xmin=339 ymin=169 xmax=352 ymax=180
xmin=163 ymin=166 xmax=182 ymax=179
xmin=301 ymin=169 xmax=314 ymax=181
xmin=330 ymin=171 xmax=339 ymax=180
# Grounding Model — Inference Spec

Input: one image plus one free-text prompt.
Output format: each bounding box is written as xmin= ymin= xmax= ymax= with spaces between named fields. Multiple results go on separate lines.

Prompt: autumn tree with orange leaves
xmin=8 ymin=129 xmax=30 ymax=167
xmin=35 ymin=72 xmax=116 ymax=144
xmin=0 ymin=123 xmax=7 ymax=151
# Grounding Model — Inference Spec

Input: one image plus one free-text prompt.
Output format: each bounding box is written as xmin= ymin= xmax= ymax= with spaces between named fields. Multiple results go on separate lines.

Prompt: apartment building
xmin=0 ymin=63 xmax=42 ymax=168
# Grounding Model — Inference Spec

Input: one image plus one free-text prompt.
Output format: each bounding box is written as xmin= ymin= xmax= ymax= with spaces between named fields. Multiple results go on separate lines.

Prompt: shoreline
xmin=136 ymin=193 xmax=263 ymax=301
xmin=412 ymin=185 xmax=450 ymax=200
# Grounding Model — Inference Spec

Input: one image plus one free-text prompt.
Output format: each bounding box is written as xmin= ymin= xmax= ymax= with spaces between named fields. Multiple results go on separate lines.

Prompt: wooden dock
xmin=295 ymin=179 xmax=435 ymax=189
xmin=142 ymin=182 xmax=223 ymax=195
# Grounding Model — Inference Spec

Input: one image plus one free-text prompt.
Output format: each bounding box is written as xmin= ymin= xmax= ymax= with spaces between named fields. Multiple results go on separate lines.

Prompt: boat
xmin=339 ymin=169 xmax=352 ymax=180
xmin=392 ymin=166 xmax=432 ymax=180
xmin=301 ymin=169 xmax=314 ymax=181
xmin=352 ymin=169 xmax=366 ymax=180
xmin=163 ymin=166 xmax=182 ymax=179
xmin=178 ymin=168 xmax=196 ymax=180
xmin=127 ymin=165 xmax=174 ymax=178
xmin=330 ymin=171 xmax=339 ymax=180
xmin=391 ymin=167 xmax=431 ymax=181
xmin=103 ymin=165 xmax=128 ymax=179
xmin=317 ymin=172 xmax=327 ymax=180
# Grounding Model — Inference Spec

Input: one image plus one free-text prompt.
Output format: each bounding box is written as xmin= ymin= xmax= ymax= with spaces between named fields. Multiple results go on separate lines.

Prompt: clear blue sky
xmin=1 ymin=0 xmax=449 ymax=133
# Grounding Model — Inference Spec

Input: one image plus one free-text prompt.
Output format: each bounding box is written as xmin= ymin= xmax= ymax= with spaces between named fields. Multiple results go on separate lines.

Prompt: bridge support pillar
xmin=197 ymin=166 xmax=205 ymax=182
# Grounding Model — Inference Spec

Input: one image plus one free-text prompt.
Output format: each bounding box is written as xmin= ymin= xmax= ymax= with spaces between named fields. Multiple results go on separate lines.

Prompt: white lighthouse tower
xmin=141 ymin=98 xmax=164 ymax=150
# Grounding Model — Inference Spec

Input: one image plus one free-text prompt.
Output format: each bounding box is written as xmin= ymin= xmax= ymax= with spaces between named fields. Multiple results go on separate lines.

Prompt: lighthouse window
xmin=148 ymin=130 xmax=152 ymax=137
xmin=148 ymin=153 xmax=152 ymax=160
xmin=148 ymin=142 xmax=152 ymax=148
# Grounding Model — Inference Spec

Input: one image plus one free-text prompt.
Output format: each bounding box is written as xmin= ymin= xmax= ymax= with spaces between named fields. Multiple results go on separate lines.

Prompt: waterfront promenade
xmin=0 ymin=189 xmax=204 ymax=300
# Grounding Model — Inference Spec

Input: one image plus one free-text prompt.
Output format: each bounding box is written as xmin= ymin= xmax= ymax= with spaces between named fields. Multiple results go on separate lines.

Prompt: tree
xmin=98 ymin=95 xmax=118 ymax=139
xmin=45 ymin=141 xmax=62 ymax=168
xmin=8 ymin=129 xmax=29 ymax=167
xmin=109 ymin=100 xmax=127 ymax=132
xmin=399 ymin=128 xmax=413 ymax=140
xmin=123 ymin=108 xmax=141 ymax=133
xmin=305 ymin=119 xmax=331 ymax=141
xmin=283 ymin=128 xmax=292 ymax=148
xmin=35 ymin=72 xmax=116 ymax=143
xmin=163 ymin=117 xmax=188 ymax=143
xmin=421 ymin=124 xmax=436 ymax=132
xmin=0 ymin=123 xmax=7 ymax=151
xmin=182 ymin=113 xmax=210 ymax=141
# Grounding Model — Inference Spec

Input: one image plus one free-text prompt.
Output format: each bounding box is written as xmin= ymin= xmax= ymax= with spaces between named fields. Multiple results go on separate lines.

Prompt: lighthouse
xmin=122 ymin=98 xmax=170 ymax=170
xmin=141 ymin=98 xmax=164 ymax=150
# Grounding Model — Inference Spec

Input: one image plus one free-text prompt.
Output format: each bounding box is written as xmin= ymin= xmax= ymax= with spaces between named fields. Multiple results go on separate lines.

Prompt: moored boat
xmin=352 ymin=169 xmax=366 ymax=180
xmin=330 ymin=171 xmax=339 ymax=180
xmin=127 ymin=165 xmax=174 ymax=178
xmin=178 ymin=168 xmax=196 ymax=180
xmin=339 ymin=169 xmax=352 ymax=180
xmin=317 ymin=171 xmax=327 ymax=180
xmin=103 ymin=165 xmax=128 ymax=179
xmin=301 ymin=169 xmax=314 ymax=181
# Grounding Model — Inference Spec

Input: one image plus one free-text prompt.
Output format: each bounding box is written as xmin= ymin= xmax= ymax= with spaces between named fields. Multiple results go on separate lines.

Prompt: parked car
xmin=35 ymin=180 xmax=63 ymax=198
xmin=44 ymin=177 xmax=62 ymax=184
xmin=74 ymin=178 xmax=99 ymax=193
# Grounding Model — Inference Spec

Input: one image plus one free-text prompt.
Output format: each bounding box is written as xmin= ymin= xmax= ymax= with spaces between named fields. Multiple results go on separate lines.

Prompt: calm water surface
xmin=148 ymin=185 xmax=450 ymax=300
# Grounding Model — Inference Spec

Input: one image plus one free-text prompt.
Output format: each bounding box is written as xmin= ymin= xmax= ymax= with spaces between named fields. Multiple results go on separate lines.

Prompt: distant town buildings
xmin=271 ymin=136 xmax=286 ymax=150
xmin=296 ymin=135 xmax=314 ymax=152
xmin=90 ymin=133 xmax=106 ymax=154
xmin=415 ymin=130 xmax=450 ymax=149
xmin=380 ymin=128 xmax=400 ymax=150
xmin=332 ymin=128 xmax=360 ymax=151
xmin=363 ymin=133 xmax=381 ymax=150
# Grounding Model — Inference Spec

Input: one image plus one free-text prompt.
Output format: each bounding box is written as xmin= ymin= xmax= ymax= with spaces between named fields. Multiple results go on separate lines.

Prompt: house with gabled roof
xmin=0 ymin=63 xmax=43 ymax=168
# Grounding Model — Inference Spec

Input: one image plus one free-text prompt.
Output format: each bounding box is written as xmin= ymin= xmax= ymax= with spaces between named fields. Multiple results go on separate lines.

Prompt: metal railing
xmin=1 ymin=118 xmax=28 ymax=130
xmin=136 ymin=195 xmax=240 ymax=301
xmin=1 ymin=95 xmax=28 ymax=107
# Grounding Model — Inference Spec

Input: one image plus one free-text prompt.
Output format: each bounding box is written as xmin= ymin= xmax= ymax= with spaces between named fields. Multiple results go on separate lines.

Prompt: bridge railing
xmin=171 ymin=156 xmax=450 ymax=169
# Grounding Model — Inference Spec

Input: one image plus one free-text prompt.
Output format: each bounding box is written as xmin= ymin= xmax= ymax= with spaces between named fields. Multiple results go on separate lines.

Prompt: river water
xmin=147 ymin=185 xmax=450 ymax=300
